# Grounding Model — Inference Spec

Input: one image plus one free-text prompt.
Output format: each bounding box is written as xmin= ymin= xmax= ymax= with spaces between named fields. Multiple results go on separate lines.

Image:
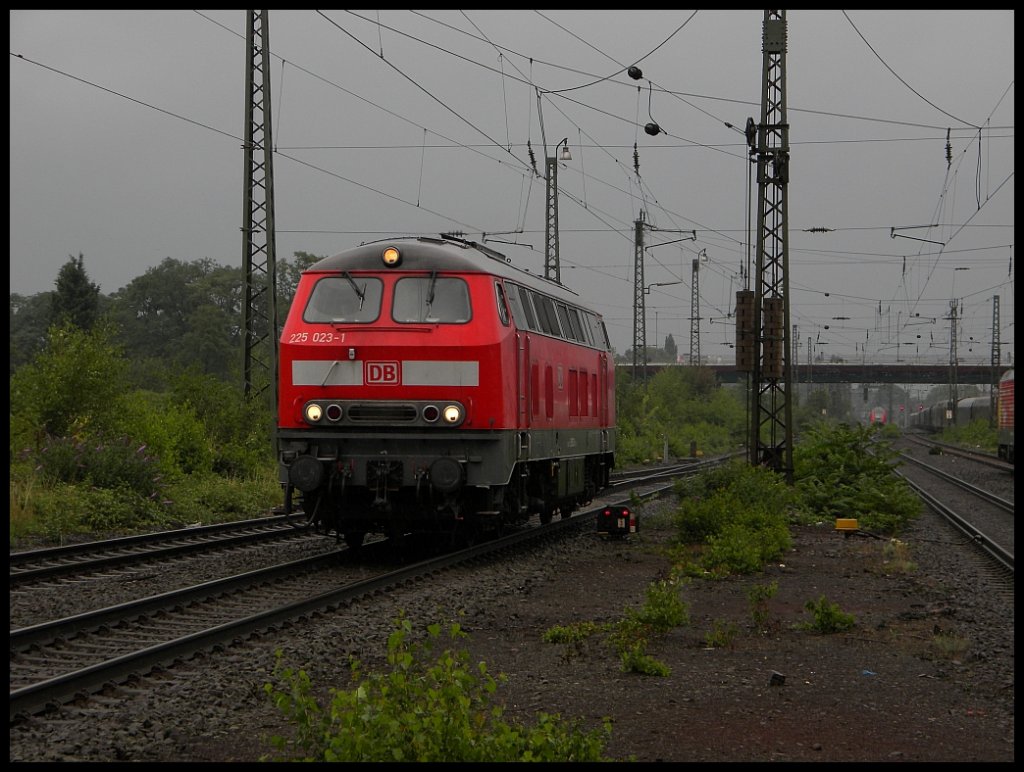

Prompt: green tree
xmin=664 ymin=333 xmax=677 ymax=361
xmin=615 ymin=366 xmax=746 ymax=463
xmin=10 ymin=321 xmax=130 ymax=450
xmin=181 ymin=266 xmax=246 ymax=381
xmin=108 ymin=257 xmax=243 ymax=381
xmin=800 ymin=387 xmax=830 ymax=420
xmin=10 ymin=291 xmax=54 ymax=373
xmin=169 ymin=368 xmax=275 ymax=475
xmin=277 ymin=251 xmax=325 ymax=322
xmin=51 ymin=253 xmax=100 ymax=331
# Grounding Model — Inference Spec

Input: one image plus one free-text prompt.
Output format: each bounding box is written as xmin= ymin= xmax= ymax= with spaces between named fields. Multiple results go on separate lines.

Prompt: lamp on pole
xmin=544 ymin=138 xmax=572 ymax=283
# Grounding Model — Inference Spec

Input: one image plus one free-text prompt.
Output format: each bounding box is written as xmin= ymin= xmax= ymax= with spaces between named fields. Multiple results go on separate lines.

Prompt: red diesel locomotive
xmin=277 ymin=235 xmax=617 ymax=546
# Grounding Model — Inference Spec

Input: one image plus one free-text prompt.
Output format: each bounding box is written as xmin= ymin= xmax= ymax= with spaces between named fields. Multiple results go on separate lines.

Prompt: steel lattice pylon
xmin=748 ymin=9 xmax=794 ymax=481
xmin=242 ymin=9 xmax=278 ymax=409
xmin=632 ymin=213 xmax=646 ymax=381
xmin=544 ymin=156 xmax=560 ymax=283
xmin=689 ymin=258 xmax=700 ymax=365
xmin=989 ymin=295 xmax=1000 ymax=427
xmin=947 ymin=299 xmax=959 ymax=425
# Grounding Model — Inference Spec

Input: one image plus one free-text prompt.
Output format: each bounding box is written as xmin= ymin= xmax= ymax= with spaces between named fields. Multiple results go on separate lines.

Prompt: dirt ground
xmin=452 ymin=504 xmax=1015 ymax=762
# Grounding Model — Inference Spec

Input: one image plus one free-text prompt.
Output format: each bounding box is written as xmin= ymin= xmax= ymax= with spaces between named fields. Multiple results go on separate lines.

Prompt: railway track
xmin=9 ymin=513 xmax=315 ymax=586
xmin=893 ymin=438 xmax=1014 ymax=575
xmin=10 ymin=454 xmax=722 ymax=590
xmin=9 ymin=470 xmax=689 ymax=721
xmin=900 ymin=431 xmax=1014 ymax=472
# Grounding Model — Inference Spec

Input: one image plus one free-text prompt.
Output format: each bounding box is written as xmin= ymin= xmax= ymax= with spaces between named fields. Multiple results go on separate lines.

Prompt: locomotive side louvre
xmin=276 ymin=236 xmax=617 ymax=543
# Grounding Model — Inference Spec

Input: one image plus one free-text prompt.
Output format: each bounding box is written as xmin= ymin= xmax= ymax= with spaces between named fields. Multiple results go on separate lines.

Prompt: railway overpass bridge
xmin=622 ymin=363 xmax=1010 ymax=385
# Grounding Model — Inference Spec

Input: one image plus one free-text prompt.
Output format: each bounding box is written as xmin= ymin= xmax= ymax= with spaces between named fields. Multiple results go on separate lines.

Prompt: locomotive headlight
xmin=442 ymin=404 xmax=463 ymax=424
xmin=382 ymin=246 xmax=402 ymax=267
xmin=304 ymin=403 xmax=323 ymax=423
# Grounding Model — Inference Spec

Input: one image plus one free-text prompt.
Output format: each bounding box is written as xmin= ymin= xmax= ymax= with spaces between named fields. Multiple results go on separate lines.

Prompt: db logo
xmin=365 ymin=361 xmax=400 ymax=384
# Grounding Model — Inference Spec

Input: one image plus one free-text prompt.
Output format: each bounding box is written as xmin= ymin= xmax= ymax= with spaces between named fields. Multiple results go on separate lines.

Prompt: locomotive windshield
xmin=393 ymin=276 xmax=471 ymax=323
xmin=304 ymin=275 xmax=382 ymax=323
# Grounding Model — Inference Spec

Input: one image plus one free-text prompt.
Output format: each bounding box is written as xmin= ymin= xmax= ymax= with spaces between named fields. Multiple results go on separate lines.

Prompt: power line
xmin=9 ymin=52 xmax=240 ymax=141
xmin=842 ymin=10 xmax=981 ymax=129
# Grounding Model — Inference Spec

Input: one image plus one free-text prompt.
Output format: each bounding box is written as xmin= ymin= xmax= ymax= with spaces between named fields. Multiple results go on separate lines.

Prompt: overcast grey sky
xmin=9 ymin=10 xmax=1014 ymax=365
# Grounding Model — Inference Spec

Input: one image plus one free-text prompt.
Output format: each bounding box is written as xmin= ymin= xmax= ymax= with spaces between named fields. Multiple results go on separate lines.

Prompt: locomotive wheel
xmin=539 ymin=509 xmax=553 ymax=525
xmin=343 ymin=532 xmax=365 ymax=549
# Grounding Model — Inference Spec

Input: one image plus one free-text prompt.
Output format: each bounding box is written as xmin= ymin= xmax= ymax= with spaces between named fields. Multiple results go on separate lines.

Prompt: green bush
xmin=703 ymin=517 xmax=790 ymax=576
xmin=879 ymin=422 xmax=902 ymax=439
xmin=674 ymin=489 xmax=734 ymax=543
xmin=112 ymin=390 xmax=214 ymax=477
xmin=8 ymin=322 xmax=282 ymax=543
xmin=704 ymin=620 xmax=739 ymax=648
xmin=161 ymin=469 xmax=281 ymax=524
xmin=793 ymin=422 xmax=921 ymax=534
xmin=169 ymin=370 xmax=275 ymax=477
xmin=675 ymin=459 xmax=793 ymax=511
xmin=541 ymin=621 xmax=601 ymax=663
xmin=607 ymin=579 xmax=689 ymax=673
xmin=542 ymin=578 xmax=689 ymax=677
xmin=627 ymin=578 xmax=690 ymax=632
xmin=616 ymin=643 xmax=671 ymax=676
xmin=940 ymin=418 xmax=997 ymax=454
xmin=9 ymin=322 xmax=130 ymax=449
xmin=264 ymin=616 xmax=612 ymax=762
xmin=672 ymin=461 xmax=792 ymax=576
xmin=798 ymin=595 xmax=856 ymax=634
xmin=23 ymin=482 xmax=174 ymax=541
xmin=27 ymin=435 xmax=166 ymax=500
xmin=748 ymin=581 xmax=779 ymax=632
xmin=9 ymin=462 xmax=281 ymax=545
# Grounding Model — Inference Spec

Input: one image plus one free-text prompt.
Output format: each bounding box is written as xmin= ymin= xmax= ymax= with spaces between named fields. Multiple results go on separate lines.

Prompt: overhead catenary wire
xmin=842 ymin=10 xmax=981 ymax=130
xmin=11 ymin=10 xmax=1012 ymax=364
